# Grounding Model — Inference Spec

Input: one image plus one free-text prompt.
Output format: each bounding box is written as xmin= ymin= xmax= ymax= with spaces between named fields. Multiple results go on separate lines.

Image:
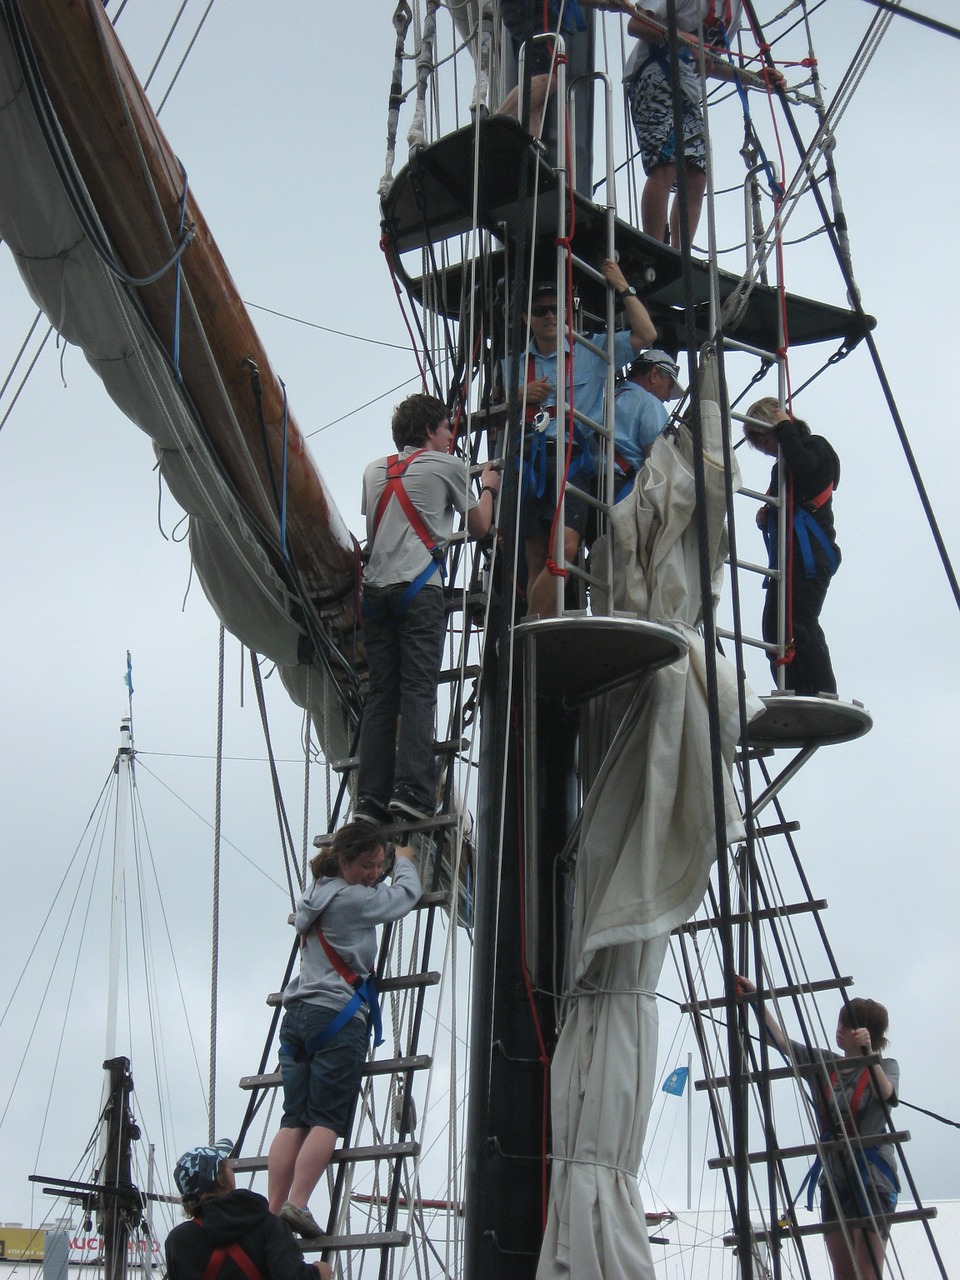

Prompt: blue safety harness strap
xmin=799 ymin=1065 xmax=899 ymax=1213
xmin=278 ymin=922 xmax=383 ymax=1059
xmin=762 ymin=482 xmax=839 ymax=581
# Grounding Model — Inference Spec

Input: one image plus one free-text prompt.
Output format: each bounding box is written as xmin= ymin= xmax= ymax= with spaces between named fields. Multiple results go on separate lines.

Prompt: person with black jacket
xmin=165 ymin=1139 xmax=331 ymax=1280
xmin=745 ymin=398 xmax=841 ymax=696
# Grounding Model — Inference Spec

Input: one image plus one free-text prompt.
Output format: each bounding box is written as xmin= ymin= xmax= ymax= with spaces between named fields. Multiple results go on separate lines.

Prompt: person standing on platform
xmin=506 ymin=258 xmax=657 ymax=618
xmin=737 ymin=977 xmax=899 ymax=1280
xmin=355 ymin=393 xmax=500 ymax=825
xmin=610 ymin=349 xmax=684 ymax=499
xmin=744 ymin=397 xmax=840 ymax=697
xmin=267 ymin=824 xmax=421 ymax=1240
xmin=166 ymin=1139 xmax=332 ymax=1280
xmin=623 ymin=2 xmax=784 ymax=245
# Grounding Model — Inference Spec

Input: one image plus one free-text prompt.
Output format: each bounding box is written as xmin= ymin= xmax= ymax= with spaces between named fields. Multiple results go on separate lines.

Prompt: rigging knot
xmin=545 ymin=557 xmax=566 ymax=579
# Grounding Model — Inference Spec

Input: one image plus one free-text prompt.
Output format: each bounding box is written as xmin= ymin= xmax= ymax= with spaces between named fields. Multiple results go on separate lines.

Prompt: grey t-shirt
xmin=361 ymin=447 xmax=477 ymax=589
xmin=787 ymin=1037 xmax=900 ymax=1194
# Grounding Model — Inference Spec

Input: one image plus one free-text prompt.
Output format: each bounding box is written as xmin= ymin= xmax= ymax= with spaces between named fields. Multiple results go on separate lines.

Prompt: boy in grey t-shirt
xmin=355 ymin=393 xmax=500 ymax=822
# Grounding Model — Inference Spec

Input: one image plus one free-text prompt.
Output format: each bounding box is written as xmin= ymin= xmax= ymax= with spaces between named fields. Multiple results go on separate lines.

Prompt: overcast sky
xmin=0 ymin=1 xmax=957 ymax=1270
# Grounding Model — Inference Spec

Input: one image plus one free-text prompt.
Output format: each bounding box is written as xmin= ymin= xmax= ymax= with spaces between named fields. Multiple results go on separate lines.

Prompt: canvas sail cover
xmin=0 ymin=7 xmax=357 ymax=757
xmin=538 ymin=379 xmax=764 ymax=1278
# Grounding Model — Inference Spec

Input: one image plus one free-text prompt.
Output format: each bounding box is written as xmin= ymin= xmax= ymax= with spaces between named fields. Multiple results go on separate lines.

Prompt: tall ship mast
xmin=0 ymin=4 xmax=956 ymax=1279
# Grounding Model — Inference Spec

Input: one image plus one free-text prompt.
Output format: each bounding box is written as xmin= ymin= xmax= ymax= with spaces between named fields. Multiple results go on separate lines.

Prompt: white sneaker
xmin=280 ymin=1201 xmax=322 ymax=1238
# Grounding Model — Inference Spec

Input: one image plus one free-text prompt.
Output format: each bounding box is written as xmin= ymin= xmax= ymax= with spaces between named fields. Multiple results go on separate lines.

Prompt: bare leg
xmin=496 ymin=72 xmax=554 ymax=138
xmin=288 ymin=1125 xmax=338 ymax=1209
xmin=267 ymin=1126 xmax=306 ymax=1212
xmin=669 ymin=166 xmax=707 ymax=248
xmin=525 ymin=526 xmax=580 ymax=619
xmin=825 ymin=1227 xmax=886 ymax=1280
xmin=641 ymin=164 xmax=677 ymax=241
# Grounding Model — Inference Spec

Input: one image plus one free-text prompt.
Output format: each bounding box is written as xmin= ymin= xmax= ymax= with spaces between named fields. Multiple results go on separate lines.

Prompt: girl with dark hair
xmin=744 ymin=397 xmax=841 ymax=697
xmin=266 ymin=823 xmax=421 ymax=1238
xmin=737 ymin=977 xmax=899 ymax=1280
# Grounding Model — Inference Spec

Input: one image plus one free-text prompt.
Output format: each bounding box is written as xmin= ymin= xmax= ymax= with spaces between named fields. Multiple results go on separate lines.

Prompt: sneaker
xmin=280 ymin=1201 xmax=322 ymax=1238
xmin=388 ymin=789 xmax=434 ymax=822
xmin=353 ymin=796 xmax=389 ymax=825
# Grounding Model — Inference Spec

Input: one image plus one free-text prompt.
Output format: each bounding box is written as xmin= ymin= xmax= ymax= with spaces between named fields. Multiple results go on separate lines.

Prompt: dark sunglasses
xmin=531 ymin=304 xmax=558 ymax=317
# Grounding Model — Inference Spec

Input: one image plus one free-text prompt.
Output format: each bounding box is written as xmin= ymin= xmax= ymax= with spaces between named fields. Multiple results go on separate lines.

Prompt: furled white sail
xmin=0 ymin=7 xmax=356 ymax=757
xmin=539 ymin=378 xmax=764 ymax=1278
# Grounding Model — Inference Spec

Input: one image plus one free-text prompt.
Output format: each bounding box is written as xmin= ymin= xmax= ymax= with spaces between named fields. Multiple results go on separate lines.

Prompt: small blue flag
xmin=124 ymin=651 xmax=134 ymax=697
xmin=661 ymin=1066 xmax=689 ymax=1097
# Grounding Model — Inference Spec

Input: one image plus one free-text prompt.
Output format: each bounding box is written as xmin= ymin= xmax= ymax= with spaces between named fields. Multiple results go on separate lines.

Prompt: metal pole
xmin=105 ymin=718 xmax=133 ymax=1063
xmin=686 ymin=1050 xmax=693 ymax=1211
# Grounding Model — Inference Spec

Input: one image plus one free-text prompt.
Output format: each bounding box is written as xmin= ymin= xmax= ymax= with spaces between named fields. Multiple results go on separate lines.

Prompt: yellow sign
xmin=0 ymin=1227 xmax=45 ymax=1262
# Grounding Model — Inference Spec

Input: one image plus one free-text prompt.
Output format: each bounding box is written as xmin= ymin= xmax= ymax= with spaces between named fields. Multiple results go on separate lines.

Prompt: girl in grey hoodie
xmin=266 ymin=822 xmax=421 ymax=1239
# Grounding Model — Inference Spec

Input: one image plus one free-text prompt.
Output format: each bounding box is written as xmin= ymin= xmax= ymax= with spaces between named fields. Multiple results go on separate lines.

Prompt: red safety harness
xmin=371 ymin=450 xmax=441 ymax=555
xmin=820 ymin=1064 xmax=873 ymax=1136
xmin=365 ymin=450 xmax=447 ymax=617
xmin=193 ymin=1222 xmax=264 ymax=1280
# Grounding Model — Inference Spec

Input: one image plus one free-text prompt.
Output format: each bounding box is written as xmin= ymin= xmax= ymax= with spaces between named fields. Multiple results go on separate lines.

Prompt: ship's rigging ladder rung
xmin=754 ymin=820 xmax=801 ymax=837
xmin=298 ymin=1230 xmax=409 ymax=1253
xmin=330 ymin=736 xmax=470 ymax=775
xmin=231 ymin=1141 xmax=419 ymax=1175
xmin=286 ymin=895 xmax=450 ymax=927
xmin=682 ymin=975 xmax=852 ymax=1012
xmin=708 ymin=1130 xmax=911 ymax=1170
xmin=266 ymin=972 xmax=441 ymax=1007
xmin=313 ymin=814 xmax=459 ymax=846
xmin=724 ymin=1206 xmax=937 ymax=1247
xmin=239 ymin=1055 xmax=432 ymax=1091
xmin=674 ymin=898 xmax=827 ymax=934
xmin=696 ymin=1054 xmax=887 ymax=1090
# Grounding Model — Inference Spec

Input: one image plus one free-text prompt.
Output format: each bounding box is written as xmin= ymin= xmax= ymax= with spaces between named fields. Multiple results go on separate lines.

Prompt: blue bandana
xmin=173 ymin=1139 xmax=234 ymax=1198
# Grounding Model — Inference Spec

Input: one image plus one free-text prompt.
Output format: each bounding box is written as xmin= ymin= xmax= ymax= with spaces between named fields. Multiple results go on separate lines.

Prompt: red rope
xmin=542 ymin=114 xmax=579 ymax=584
xmin=774 ymin=472 xmax=796 ymax=671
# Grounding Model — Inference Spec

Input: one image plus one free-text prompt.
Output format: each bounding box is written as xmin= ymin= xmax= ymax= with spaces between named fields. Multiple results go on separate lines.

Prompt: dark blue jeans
xmin=357 ymin=582 xmax=446 ymax=810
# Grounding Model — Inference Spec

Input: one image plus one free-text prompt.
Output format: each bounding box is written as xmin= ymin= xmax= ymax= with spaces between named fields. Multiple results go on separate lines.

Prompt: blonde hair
xmin=746 ymin=396 xmax=781 ymax=427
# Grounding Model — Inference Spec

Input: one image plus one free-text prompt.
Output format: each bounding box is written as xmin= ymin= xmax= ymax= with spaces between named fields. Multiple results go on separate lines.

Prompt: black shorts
xmin=820 ymin=1182 xmax=897 ymax=1240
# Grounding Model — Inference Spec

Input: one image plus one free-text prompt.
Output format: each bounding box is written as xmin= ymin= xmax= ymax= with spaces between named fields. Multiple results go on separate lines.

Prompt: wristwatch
xmin=618 ymin=285 xmax=638 ymax=300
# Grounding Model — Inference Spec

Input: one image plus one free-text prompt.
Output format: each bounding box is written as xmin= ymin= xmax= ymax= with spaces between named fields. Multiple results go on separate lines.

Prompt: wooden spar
xmin=17 ymin=0 xmax=355 ymax=597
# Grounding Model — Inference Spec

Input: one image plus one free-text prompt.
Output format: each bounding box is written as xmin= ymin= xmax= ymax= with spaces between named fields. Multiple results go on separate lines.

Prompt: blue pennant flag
xmin=124 ymin=651 xmax=134 ymax=697
xmin=661 ymin=1066 xmax=689 ymax=1097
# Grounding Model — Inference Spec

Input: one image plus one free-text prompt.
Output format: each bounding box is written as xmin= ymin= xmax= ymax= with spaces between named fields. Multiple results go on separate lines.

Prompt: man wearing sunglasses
xmin=510 ymin=258 xmax=657 ymax=617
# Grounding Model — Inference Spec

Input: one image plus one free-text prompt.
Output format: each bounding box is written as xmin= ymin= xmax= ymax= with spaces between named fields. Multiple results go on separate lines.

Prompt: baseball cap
xmin=531 ymin=281 xmax=557 ymax=299
xmin=630 ymin=349 xmax=685 ymax=398
xmin=173 ymin=1139 xmax=234 ymax=1199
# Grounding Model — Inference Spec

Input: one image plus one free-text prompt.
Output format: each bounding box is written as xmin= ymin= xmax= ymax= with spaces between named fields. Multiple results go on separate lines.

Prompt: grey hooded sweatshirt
xmin=281 ymin=858 xmax=421 ymax=1016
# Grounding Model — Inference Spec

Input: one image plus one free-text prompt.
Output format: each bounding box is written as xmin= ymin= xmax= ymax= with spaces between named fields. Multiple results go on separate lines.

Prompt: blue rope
xmin=718 ymin=32 xmax=784 ymax=200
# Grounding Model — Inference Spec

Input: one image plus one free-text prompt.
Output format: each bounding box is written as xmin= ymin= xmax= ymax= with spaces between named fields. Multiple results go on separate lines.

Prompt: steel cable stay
xmin=744 ymin=0 xmax=960 ymax=615
xmin=628 ymin=2 xmax=954 ymax=1274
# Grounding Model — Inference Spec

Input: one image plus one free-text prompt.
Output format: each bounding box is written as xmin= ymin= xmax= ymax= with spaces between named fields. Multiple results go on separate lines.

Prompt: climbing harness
xmin=193 ymin=1229 xmax=264 ymax=1280
xmin=279 ymin=921 xmax=383 ymax=1057
xmin=797 ymin=1065 xmax=899 ymax=1216
xmin=762 ymin=479 xmax=838 ymax=580
xmin=364 ymin=450 xmax=448 ymax=618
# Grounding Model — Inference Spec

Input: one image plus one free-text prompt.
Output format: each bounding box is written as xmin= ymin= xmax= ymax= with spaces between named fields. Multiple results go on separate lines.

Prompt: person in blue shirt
xmin=506 ymin=259 xmax=656 ymax=617
xmin=610 ymin=349 xmax=684 ymax=499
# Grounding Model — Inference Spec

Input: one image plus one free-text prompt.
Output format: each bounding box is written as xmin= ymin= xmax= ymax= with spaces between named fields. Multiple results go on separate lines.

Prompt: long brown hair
xmin=840 ymin=998 xmax=890 ymax=1051
xmin=309 ymin=820 xmax=386 ymax=881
